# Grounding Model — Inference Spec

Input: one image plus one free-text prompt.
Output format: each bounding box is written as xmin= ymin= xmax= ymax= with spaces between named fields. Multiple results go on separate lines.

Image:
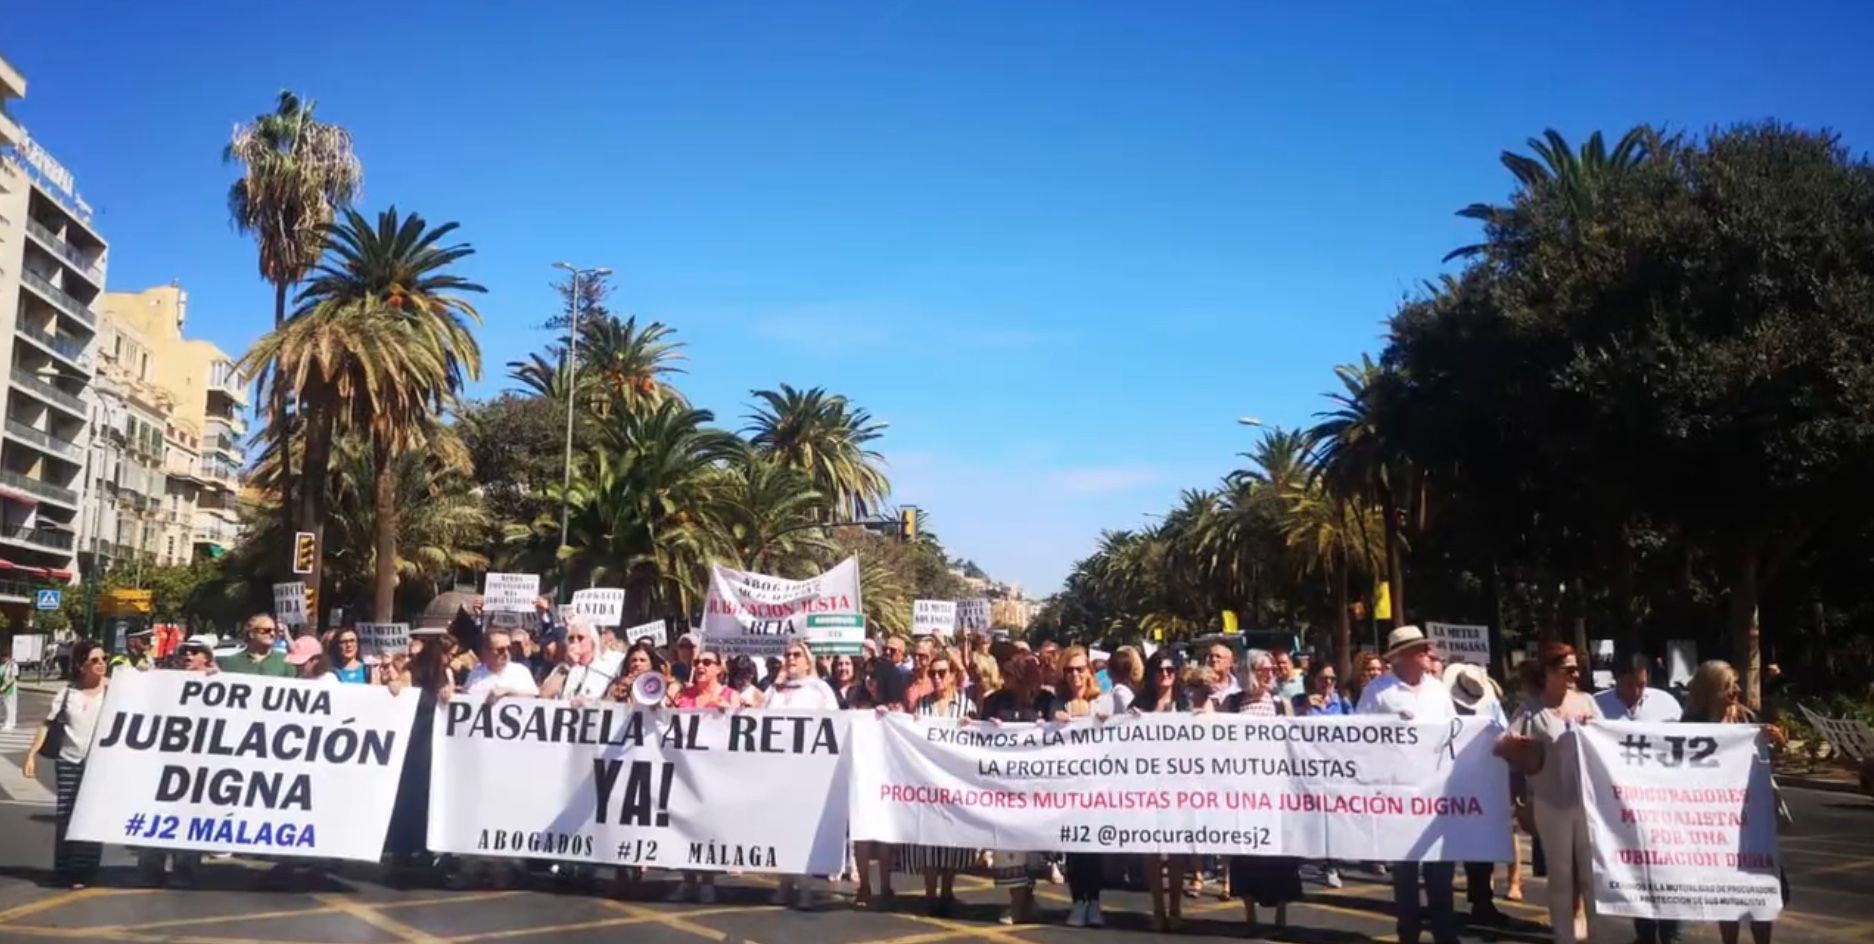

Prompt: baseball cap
xmin=284 ymin=636 xmax=324 ymax=666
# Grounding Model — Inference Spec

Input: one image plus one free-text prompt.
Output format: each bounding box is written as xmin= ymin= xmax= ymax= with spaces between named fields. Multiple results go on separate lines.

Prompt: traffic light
xmin=304 ymin=584 xmax=318 ymax=625
xmin=293 ymin=531 xmax=316 ymax=575
xmin=900 ymin=507 xmax=918 ymax=542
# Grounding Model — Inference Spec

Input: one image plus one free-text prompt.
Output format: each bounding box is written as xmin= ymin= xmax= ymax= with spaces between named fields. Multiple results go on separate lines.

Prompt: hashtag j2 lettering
xmin=1618 ymin=733 xmax=1720 ymax=768
xmin=125 ymin=811 xmax=315 ymax=849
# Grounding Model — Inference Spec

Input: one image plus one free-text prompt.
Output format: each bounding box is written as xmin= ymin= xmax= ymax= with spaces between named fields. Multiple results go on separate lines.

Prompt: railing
xmin=0 ymin=524 xmax=74 ymax=551
xmin=4 ymin=420 xmax=80 ymax=461
xmin=0 ymin=579 xmax=39 ymax=602
xmin=0 ymin=468 xmax=77 ymax=505
xmin=199 ymin=459 xmax=240 ymax=484
xmin=206 ymin=433 xmax=241 ymax=456
xmin=15 ymin=321 xmax=89 ymax=366
xmin=19 ymin=269 xmax=97 ymax=326
xmin=9 ymin=368 xmax=84 ymax=415
xmin=24 ymin=217 xmax=104 ymax=283
xmin=193 ymin=525 xmax=239 ymax=547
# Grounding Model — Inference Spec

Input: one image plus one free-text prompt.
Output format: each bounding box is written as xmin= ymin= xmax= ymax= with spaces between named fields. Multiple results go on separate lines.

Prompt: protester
xmin=1203 ymin=641 xmax=1239 ymax=703
xmin=1225 ymin=652 xmax=1304 ymax=932
xmin=981 ymin=651 xmax=1058 ymax=925
xmin=1349 ymin=649 xmax=1385 ymax=704
xmin=464 ymin=628 xmax=540 ymax=699
xmin=1270 ymin=645 xmax=1305 ymax=701
xmin=327 ymin=627 xmax=372 ymax=684
xmin=1359 ymin=626 xmax=1461 ymax=944
xmin=671 ymin=632 xmax=699 ymax=684
xmin=1444 ymin=662 xmax=1510 ymax=929
xmin=904 ymin=636 xmax=937 ymax=706
xmin=1053 ymin=646 xmax=1110 ymax=927
xmin=0 ymin=646 xmax=17 ymax=731
xmin=761 ymin=639 xmax=841 ymax=910
xmin=1584 ymin=650 xmax=1680 ymax=944
xmin=386 ymin=628 xmax=452 ymax=885
xmin=900 ymin=645 xmax=976 ymax=916
xmin=286 ymin=636 xmax=339 ymax=685
xmin=829 ymin=653 xmax=860 ymax=708
xmin=966 ymin=650 xmax=1001 ymax=712
xmin=219 ymin=614 xmax=294 ymax=677
xmin=673 ymin=649 xmax=734 ymax=709
xmin=1684 ymin=660 xmax=1788 ymax=944
xmin=1103 ymin=646 xmax=1142 ymax=713
xmin=727 ymin=654 xmax=764 ymax=708
xmin=1500 ymin=643 xmax=1600 ymax=944
xmin=1136 ymin=651 xmax=1187 ymax=929
xmin=539 ymin=617 xmax=624 ymax=702
xmin=110 ymin=627 xmax=155 ymax=670
xmin=24 ymin=639 xmax=109 ymax=888
xmin=884 ymin=636 xmax=909 ymax=675
xmin=847 ymin=657 xmax=907 ymax=908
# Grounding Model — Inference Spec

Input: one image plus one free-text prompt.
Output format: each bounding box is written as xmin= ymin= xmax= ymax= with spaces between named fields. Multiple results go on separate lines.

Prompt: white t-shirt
xmin=1594 ymin=686 xmax=1682 ymax=723
xmin=465 ymin=660 xmax=541 ymax=697
xmin=1356 ymin=670 xmax=1457 ymax=722
xmin=563 ymin=651 xmax=625 ymax=700
xmin=761 ymin=675 xmax=839 ymax=711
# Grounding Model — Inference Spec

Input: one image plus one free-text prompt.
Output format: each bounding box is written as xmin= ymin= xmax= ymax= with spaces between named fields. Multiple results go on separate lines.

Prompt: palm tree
xmin=1446 ymin=126 xmax=1656 ymax=260
xmin=225 ymin=90 xmax=362 ymax=540
xmin=579 ymin=316 xmax=687 ymax=417
xmin=745 ymin=384 xmax=890 ymax=520
xmin=714 ymin=458 xmax=837 ymax=574
xmin=1310 ymin=355 xmax=1411 ymax=626
xmin=296 ymin=207 xmax=485 ymax=619
xmin=323 ymin=431 xmax=492 ymax=607
xmin=1282 ymin=471 xmax=1383 ymax=675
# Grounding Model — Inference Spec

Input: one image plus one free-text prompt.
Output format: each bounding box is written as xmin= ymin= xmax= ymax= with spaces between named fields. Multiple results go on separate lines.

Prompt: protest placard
xmin=956 ymin=598 xmax=991 ymax=632
xmin=851 ymin=713 xmax=1512 ymax=860
xmin=272 ymin=582 xmax=308 ymax=629
xmin=484 ymin=573 xmax=540 ymax=614
xmin=623 ymin=619 xmax=667 ymax=647
xmin=912 ymin=600 xmax=957 ymax=638
xmin=355 ymin=623 xmax=409 ymax=657
xmin=429 ymin=698 xmax=850 ymax=873
xmin=1578 ymin=721 xmax=1784 ymax=921
xmin=572 ymin=588 xmax=626 ymax=628
xmin=68 ymin=671 xmax=418 ymax=860
xmin=702 ymin=557 xmax=862 ymax=658
xmin=1426 ymin=622 xmax=1491 ymax=665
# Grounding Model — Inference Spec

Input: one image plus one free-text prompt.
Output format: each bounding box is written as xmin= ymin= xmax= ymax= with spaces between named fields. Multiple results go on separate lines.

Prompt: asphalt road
xmin=0 ymin=686 xmax=1869 ymax=944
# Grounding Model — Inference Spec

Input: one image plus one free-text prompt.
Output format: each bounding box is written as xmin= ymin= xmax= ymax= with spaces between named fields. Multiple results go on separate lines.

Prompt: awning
xmin=0 ymin=559 xmax=51 ymax=577
xmin=0 ymin=487 xmax=39 ymax=506
xmin=46 ymin=568 xmax=71 ymax=580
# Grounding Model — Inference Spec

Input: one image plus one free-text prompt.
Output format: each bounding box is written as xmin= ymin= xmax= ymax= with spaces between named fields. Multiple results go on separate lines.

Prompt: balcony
xmin=193 ymin=523 xmax=239 ymax=548
xmin=10 ymin=368 xmax=85 ymax=417
xmin=205 ymin=432 xmax=241 ymax=458
xmin=20 ymin=269 xmax=97 ymax=327
xmin=0 ymin=524 xmax=74 ymax=552
xmin=207 ymin=370 xmax=249 ymax=407
xmin=23 ymin=218 xmax=104 ymax=286
xmin=15 ymin=321 xmax=90 ymax=369
xmin=4 ymin=420 xmax=80 ymax=462
xmin=0 ymin=469 xmax=77 ymax=507
xmin=0 ymin=579 xmax=37 ymax=603
xmin=199 ymin=458 xmax=239 ymax=488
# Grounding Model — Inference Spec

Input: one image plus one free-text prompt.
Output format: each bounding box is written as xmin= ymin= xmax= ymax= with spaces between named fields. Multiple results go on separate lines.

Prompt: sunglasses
xmin=84 ymin=655 xmax=106 ymax=664
xmin=1067 ymin=664 xmax=1090 ymax=672
xmin=929 ymin=667 xmax=951 ymax=677
xmin=697 ymin=658 xmax=719 ymax=666
xmin=1158 ymin=665 xmax=1177 ymax=673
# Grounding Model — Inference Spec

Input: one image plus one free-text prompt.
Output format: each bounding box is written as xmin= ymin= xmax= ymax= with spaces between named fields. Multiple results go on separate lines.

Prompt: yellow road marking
xmin=0 ymin=926 xmax=353 ymax=944
xmin=844 ymin=930 xmax=975 ymax=944
xmin=312 ymin=893 xmax=447 ymax=944
xmin=596 ymin=899 xmax=765 ymax=944
xmin=871 ymin=910 xmax=1036 ymax=944
xmin=449 ymin=903 xmax=772 ymax=943
xmin=0 ymin=888 xmax=153 ymax=923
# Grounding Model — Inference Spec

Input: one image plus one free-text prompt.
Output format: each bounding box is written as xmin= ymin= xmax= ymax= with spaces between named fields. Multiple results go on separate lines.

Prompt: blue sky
xmin=8 ymin=2 xmax=1873 ymax=594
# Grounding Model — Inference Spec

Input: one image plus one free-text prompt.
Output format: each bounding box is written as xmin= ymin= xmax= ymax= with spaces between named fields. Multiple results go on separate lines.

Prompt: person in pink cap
xmin=285 ymin=636 xmax=338 ymax=686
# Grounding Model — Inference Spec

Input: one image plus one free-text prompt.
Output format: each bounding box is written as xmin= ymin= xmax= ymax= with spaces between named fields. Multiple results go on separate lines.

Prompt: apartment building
xmin=0 ymin=53 xmax=102 ymax=608
xmin=97 ymin=285 xmax=247 ymax=566
xmin=78 ymin=311 xmax=172 ymax=576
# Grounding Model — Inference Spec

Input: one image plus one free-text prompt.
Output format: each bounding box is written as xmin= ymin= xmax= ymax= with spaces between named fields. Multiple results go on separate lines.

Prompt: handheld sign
xmin=956 ymin=598 xmax=991 ymax=632
xmin=571 ymin=588 xmax=626 ymax=628
xmin=1426 ymin=622 xmax=1491 ymax=666
xmin=912 ymin=600 xmax=958 ymax=638
xmin=623 ymin=619 xmax=667 ymax=647
xmin=272 ymin=582 xmax=308 ymax=629
xmin=355 ymin=623 xmax=410 ymax=657
xmin=483 ymin=573 xmax=539 ymax=614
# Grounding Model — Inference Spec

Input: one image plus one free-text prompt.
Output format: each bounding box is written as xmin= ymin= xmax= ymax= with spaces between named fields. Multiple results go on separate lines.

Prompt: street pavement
xmin=0 ymin=687 xmax=1870 ymax=944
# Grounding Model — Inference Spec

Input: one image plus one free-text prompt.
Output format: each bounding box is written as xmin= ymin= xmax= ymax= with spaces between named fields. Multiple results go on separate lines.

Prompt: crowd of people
xmin=21 ymin=603 xmax=1789 ymax=944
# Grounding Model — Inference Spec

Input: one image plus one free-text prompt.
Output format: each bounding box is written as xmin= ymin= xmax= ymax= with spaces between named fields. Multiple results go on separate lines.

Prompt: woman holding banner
xmin=1684 ymin=661 xmax=1788 ymax=944
xmin=900 ymin=645 xmax=976 ymax=916
xmin=763 ymin=639 xmax=841 ymax=909
xmin=981 ymin=650 xmax=1059 ymax=925
xmin=847 ymin=657 xmax=907 ymax=909
xmin=1056 ymin=646 xmax=1113 ymax=928
xmin=1226 ymin=652 xmax=1305 ymax=932
xmin=23 ymin=639 xmax=108 ymax=888
xmin=1501 ymin=643 xmax=1601 ymax=944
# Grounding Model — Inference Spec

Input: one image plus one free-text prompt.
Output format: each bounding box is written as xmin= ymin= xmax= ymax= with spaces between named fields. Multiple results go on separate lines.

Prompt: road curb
xmin=1777 ymin=773 xmax=1867 ymax=796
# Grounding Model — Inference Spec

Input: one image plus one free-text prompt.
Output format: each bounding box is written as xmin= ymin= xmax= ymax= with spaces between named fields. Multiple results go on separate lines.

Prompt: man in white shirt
xmin=1595 ymin=650 xmax=1682 ymax=944
xmin=1204 ymin=641 xmax=1241 ymax=703
xmin=464 ymin=629 xmax=540 ymax=698
xmin=1359 ymin=626 xmax=1459 ymax=944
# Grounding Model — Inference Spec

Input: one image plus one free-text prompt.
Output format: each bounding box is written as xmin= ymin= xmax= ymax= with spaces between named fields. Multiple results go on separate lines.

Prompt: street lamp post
xmin=551 ymin=261 xmax=612 ymax=603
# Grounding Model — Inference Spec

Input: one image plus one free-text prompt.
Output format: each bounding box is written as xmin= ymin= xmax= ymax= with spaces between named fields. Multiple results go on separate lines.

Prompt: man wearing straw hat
xmin=1358 ymin=626 xmax=1460 ymax=944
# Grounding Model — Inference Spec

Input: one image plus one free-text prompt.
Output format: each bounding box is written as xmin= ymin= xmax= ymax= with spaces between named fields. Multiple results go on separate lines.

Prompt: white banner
xmin=702 ymin=557 xmax=862 ymax=658
xmin=272 ymin=582 xmax=308 ymax=629
xmin=1578 ymin=721 xmax=1784 ymax=921
xmin=623 ymin=619 xmax=667 ymax=647
xmin=356 ymin=622 xmax=409 ymax=657
xmin=1426 ymin=622 xmax=1490 ymax=665
xmin=572 ymin=588 xmax=626 ymax=628
xmin=956 ymin=599 xmax=991 ymax=632
xmin=69 ymin=670 xmax=418 ymax=860
xmin=429 ymin=698 xmax=850 ymax=873
xmin=912 ymin=600 xmax=958 ymax=638
xmin=851 ymin=713 xmax=1511 ymax=859
xmin=484 ymin=573 xmax=540 ymax=614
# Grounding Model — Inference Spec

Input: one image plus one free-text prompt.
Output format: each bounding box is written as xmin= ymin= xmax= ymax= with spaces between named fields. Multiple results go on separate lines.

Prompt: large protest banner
xmin=1578 ymin=721 xmax=1784 ymax=921
xmin=69 ymin=670 xmax=418 ymax=860
xmin=851 ymin=713 xmax=1511 ymax=860
xmin=429 ymin=698 xmax=850 ymax=873
xmin=702 ymin=557 xmax=862 ymax=658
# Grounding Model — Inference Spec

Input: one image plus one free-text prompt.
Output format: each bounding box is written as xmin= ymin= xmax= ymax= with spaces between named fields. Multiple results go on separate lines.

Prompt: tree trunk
xmin=1729 ymin=543 xmax=1763 ymax=710
xmin=294 ymin=410 xmax=335 ymax=635
xmin=1570 ymin=574 xmax=1590 ymax=664
xmin=1333 ymin=552 xmax=1351 ymax=678
xmin=1487 ymin=557 xmax=1509 ymax=683
xmin=272 ymin=279 xmax=295 ymax=572
xmin=1611 ymin=522 xmax=1640 ymax=653
xmin=1378 ymin=488 xmax=1406 ymax=625
xmin=372 ymin=440 xmax=397 ymax=622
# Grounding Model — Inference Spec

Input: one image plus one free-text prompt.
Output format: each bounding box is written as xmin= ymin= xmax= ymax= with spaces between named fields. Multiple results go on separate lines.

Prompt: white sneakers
xmin=1324 ymin=867 xmax=1344 ymax=889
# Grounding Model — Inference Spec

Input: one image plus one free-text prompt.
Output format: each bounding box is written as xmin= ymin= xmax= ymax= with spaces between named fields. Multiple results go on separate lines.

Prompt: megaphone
xmin=631 ymin=672 xmax=668 ymax=707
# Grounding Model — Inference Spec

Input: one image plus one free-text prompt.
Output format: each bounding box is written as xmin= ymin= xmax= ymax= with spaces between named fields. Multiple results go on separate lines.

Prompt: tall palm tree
xmin=745 ymin=384 xmax=890 ymax=520
xmin=1445 ymin=125 xmax=1656 ymax=260
xmin=296 ymin=207 xmax=484 ymax=619
xmin=225 ymin=90 xmax=362 ymax=542
xmin=1310 ymin=355 xmax=1411 ymax=625
xmin=714 ymin=458 xmax=837 ymax=574
xmin=579 ymin=316 xmax=687 ymax=417
xmin=1282 ymin=472 xmax=1383 ymax=675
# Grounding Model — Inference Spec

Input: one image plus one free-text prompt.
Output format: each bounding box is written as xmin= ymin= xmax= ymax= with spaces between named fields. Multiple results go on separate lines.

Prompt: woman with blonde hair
xmin=1104 ymin=646 xmax=1143 ymax=713
xmin=901 ymin=645 xmax=976 ymax=915
xmin=1684 ymin=661 xmax=1787 ymax=944
xmin=1052 ymin=646 xmax=1112 ymax=926
xmin=981 ymin=651 xmax=1059 ymax=925
xmin=967 ymin=650 xmax=1001 ymax=711
xmin=1224 ymin=651 xmax=1304 ymax=931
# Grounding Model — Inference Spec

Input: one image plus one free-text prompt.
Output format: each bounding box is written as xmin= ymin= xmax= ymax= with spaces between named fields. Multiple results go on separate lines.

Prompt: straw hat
xmin=1382 ymin=625 xmax=1434 ymax=660
xmin=1442 ymin=662 xmax=1501 ymax=711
